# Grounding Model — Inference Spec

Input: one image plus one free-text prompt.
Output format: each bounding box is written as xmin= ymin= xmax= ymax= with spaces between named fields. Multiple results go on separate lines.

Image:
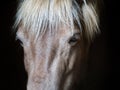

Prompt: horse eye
xmin=69 ymin=37 xmax=79 ymax=46
xmin=16 ymin=38 xmax=23 ymax=47
xmin=69 ymin=37 xmax=78 ymax=43
xmin=68 ymin=33 xmax=80 ymax=46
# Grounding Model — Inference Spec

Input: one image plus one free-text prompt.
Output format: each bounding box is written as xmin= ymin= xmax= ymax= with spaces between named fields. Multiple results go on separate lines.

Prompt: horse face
xmin=17 ymin=26 xmax=88 ymax=90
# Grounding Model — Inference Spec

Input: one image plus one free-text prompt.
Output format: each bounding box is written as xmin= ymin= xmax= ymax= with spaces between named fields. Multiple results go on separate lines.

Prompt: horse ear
xmin=82 ymin=0 xmax=100 ymax=40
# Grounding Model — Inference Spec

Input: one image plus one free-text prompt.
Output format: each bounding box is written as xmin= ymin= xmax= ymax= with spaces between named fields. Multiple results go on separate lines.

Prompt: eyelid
xmin=68 ymin=33 xmax=80 ymax=46
xmin=74 ymin=33 xmax=81 ymax=39
xmin=16 ymin=36 xmax=23 ymax=46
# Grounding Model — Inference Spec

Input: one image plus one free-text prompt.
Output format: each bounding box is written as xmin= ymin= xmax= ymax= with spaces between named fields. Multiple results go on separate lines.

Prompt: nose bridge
xmin=25 ymin=32 xmax=62 ymax=88
xmin=26 ymin=40 xmax=59 ymax=90
xmin=44 ymin=37 xmax=58 ymax=70
xmin=34 ymin=36 xmax=58 ymax=71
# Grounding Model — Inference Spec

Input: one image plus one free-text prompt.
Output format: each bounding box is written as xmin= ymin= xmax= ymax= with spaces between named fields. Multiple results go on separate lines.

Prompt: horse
xmin=14 ymin=0 xmax=100 ymax=90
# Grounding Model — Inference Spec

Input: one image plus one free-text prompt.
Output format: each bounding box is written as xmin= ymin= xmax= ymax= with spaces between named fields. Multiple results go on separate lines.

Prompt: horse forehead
xmin=39 ymin=27 xmax=72 ymax=40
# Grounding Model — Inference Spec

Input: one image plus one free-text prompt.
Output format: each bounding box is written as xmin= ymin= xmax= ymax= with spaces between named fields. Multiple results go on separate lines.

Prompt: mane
xmin=14 ymin=0 xmax=99 ymax=40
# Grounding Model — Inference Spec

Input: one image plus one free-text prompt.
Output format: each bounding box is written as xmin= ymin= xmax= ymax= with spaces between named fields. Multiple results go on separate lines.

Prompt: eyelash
xmin=69 ymin=37 xmax=78 ymax=43
xmin=16 ymin=38 xmax=23 ymax=46
xmin=68 ymin=33 xmax=80 ymax=46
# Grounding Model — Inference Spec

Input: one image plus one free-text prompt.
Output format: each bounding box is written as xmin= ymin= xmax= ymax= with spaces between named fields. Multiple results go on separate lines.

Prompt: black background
xmin=0 ymin=0 xmax=119 ymax=90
